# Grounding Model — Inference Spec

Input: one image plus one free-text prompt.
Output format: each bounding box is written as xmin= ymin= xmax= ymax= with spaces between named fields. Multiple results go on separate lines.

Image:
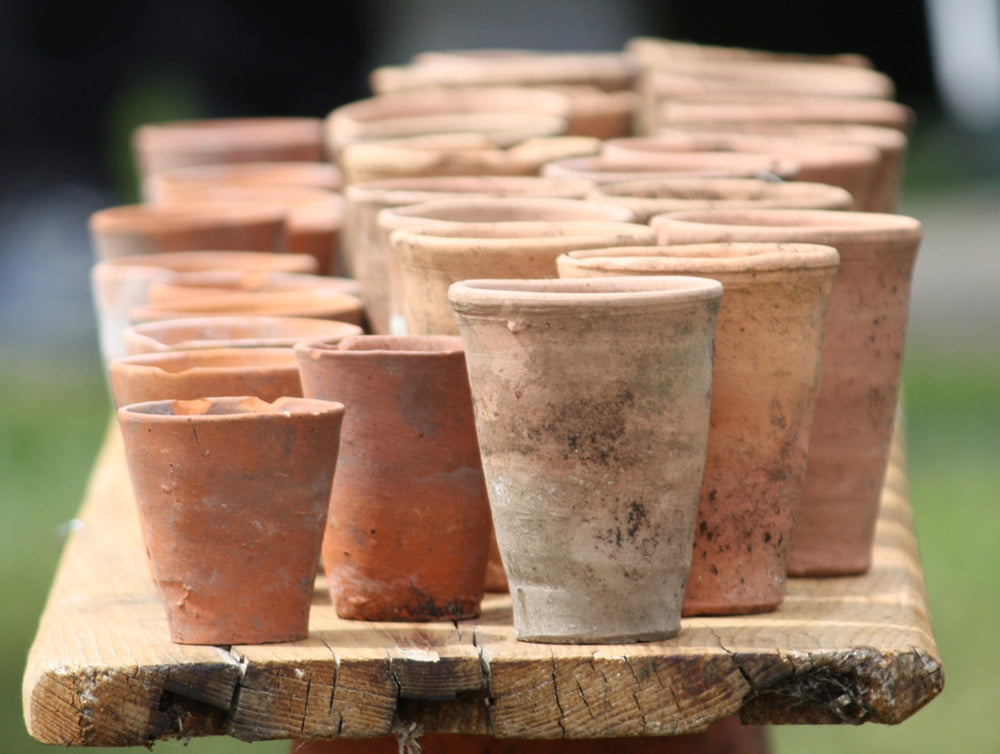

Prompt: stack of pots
xmin=89 ymin=35 xmax=925 ymax=754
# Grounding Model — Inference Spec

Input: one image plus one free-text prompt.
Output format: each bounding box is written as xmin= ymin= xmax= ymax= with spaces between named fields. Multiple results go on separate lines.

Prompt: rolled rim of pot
xmin=390 ymin=220 xmax=655 ymax=252
xmin=110 ymin=347 xmax=300 ymax=376
xmin=295 ymin=333 xmax=464 ymax=357
xmin=123 ymin=316 xmax=363 ymax=354
xmin=448 ymin=275 xmax=724 ymax=316
xmin=148 ymin=161 xmax=344 ymax=195
xmin=133 ymin=117 xmax=324 ymax=150
xmin=94 ymin=250 xmax=319 ymax=274
xmin=118 ymin=395 xmax=343 ymax=419
xmin=650 ymin=208 xmax=923 ymax=246
xmin=556 ymin=243 xmax=842 ymax=277
xmin=378 ymin=195 xmax=636 ymax=228
xmin=345 ymin=174 xmax=596 ymax=203
xmin=541 ymin=153 xmax=802 ymax=183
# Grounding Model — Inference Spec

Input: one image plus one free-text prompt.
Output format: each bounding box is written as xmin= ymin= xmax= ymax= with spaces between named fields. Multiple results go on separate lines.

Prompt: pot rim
xmin=124 ymin=316 xmax=363 ymax=352
xmin=118 ymin=394 xmax=343 ymax=420
xmin=449 ymin=275 xmax=723 ymax=313
xmin=93 ymin=250 xmax=319 ymax=273
xmin=590 ymin=176 xmax=853 ymax=204
xmin=110 ymin=346 xmax=300 ymax=376
xmin=559 ymin=242 xmax=841 ymax=274
xmin=295 ymin=333 xmax=465 ymax=357
xmin=345 ymin=174 xmax=595 ymax=201
xmin=380 ymin=195 xmax=635 ymax=224
xmin=390 ymin=221 xmax=654 ymax=251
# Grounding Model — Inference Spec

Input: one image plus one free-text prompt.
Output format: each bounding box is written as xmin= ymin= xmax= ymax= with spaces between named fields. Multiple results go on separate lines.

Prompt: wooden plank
xmin=22 ymin=420 xmax=943 ymax=746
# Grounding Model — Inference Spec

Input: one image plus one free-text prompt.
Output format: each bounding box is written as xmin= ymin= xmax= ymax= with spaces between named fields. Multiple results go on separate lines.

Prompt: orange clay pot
xmin=122 ymin=316 xmax=362 ymax=355
xmin=118 ymin=395 xmax=344 ymax=645
xmin=654 ymin=208 xmax=923 ymax=576
xmin=449 ymin=277 xmax=722 ymax=643
xmin=342 ymin=175 xmax=594 ymax=320
xmin=152 ymin=184 xmax=344 ymax=275
xmin=602 ymin=134 xmax=880 ymax=210
xmin=540 ymin=152 xmax=800 ymax=184
xmin=338 ymin=133 xmax=601 ymax=185
xmin=295 ymin=335 xmax=491 ymax=622
xmin=390 ymin=220 xmax=655 ymax=337
xmin=558 ymin=243 xmax=840 ymax=614
xmin=88 ymin=202 xmax=287 ymax=261
xmin=108 ymin=347 xmax=301 ymax=409
xmin=587 ymin=176 xmax=852 ymax=223
xmin=132 ymin=117 xmax=324 ymax=197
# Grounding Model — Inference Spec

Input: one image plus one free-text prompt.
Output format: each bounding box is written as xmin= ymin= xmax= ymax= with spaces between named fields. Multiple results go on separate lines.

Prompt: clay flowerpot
xmin=558 ymin=243 xmax=840 ymax=614
xmin=153 ymin=184 xmax=344 ymax=275
xmin=88 ymin=202 xmax=287 ymax=260
xmin=146 ymin=161 xmax=343 ymax=201
xmin=602 ymin=134 xmax=881 ymax=210
xmin=108 ymin=347 xmax=302 ymax=409
xmin=448 ymin=276 xmax=723 ymax=643
xmin=122 ymin=316 xmax=362 ymax=356
xmin=118 ymin=395 xmax=344 ymax=644
xmin=588 ymin=176 xmax=853 ymax=223
xmin=132 ymin=117 xmax=324 ymax=197
xmin=655 ymin=208 xmax=923 ymax=576
xmin=541 ymin=152 xmax=801 ymax=185
xmin=338 ymin=133 xmax=601 ymax=185
xmin=91 ymin=251 xmax=319 ymax=369
xmin=295 ymin=335 xmax=492 ymax=621
xmin=344 ymin=177 xmax=595 ymax=332
xmin=390 ymin=220 xmax=655 ymax=336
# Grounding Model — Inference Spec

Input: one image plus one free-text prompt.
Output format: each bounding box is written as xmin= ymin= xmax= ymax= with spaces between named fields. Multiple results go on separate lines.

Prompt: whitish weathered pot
xmin=449 ymin=276 xmax=722 ymax=643
xmin=119 ymin=395 xmax=343 ymax=644
xmin=296 ymin=335 xmax=491 ymax=621
xmin=558 ymin=243 xmax=840 ymax=614
xmin=655 ymin=208 xmax=923 ymax=576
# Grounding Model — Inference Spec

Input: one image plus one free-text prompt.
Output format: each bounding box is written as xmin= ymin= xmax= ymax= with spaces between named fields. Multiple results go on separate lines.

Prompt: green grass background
xmin=3 ymin=118 xmax=998 ymax=752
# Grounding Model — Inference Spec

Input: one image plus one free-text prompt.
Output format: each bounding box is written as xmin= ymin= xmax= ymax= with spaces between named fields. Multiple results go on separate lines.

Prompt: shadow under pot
xmin=118 ymin=395 xmax=344 ymax=645
xmin=448 ymin=276 xmax=722 ymax=643
xmin=557 ymin=243 xmax=840 ymax=615
xmin=295 ymin=334 xmax=492 ymax=622
xmin=654 ymin=208 xmax=923 ymax=576
xmin=108 ymin=347 xmax=302 ymax=409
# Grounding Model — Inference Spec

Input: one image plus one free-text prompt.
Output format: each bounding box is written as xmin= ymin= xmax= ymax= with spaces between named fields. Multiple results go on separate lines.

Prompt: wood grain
xmin=22 ymin=419 xmax=943 ymax=746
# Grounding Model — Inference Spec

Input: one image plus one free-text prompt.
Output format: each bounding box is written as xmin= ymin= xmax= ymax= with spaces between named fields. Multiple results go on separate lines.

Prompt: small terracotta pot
xmin=88 ymin=202 xmax=287 ymax=260
xmin=295 ymin=335 xmax=491 ymax=622
xmin=390 ymin=220 xmax=655 ymax=336
xmin=325 ymin=87 xmax=572 ymax=155
xmin=132 ymin=117 xmax=324 ymax=197
xmin=338 ymin=134 xmax=601 ymax=185
xmin=118 ymin=395 xmax=344 ymax=645
xmin=661 ymin=121 xmax=908 ymax=213
xmin=655 ymin=208 xmax=923 ymax=576
xmin=540 ymin=153 xmax=801 ymax=185
xmin=602 ymin=134 xmax=881 ymax=210
xmin=449 ymin=276 xmax=722 ymax=643
xmin=146 ymin=161 xmax=343 ymax=201
xmin=108 ymin=347 xmax=302 ymax=409
xmin=130 ymin=288 xmax=365 ymax=327
xmin=558 ymin=243 xmax=840 ymax=614
xmin=91 ymin=251 xmax=318 ymax=369
xmin=588 ymin=176 xmax=853 ymax=223
xmin=122 ymin=316 xmax=362 ymax=355
xmin=153 ymin=184 xmax=344 ymax=275
xmin=342 ymin=173 xmax=593 ymax=291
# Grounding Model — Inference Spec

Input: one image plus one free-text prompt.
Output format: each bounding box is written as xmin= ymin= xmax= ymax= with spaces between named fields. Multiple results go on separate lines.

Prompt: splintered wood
xmin=22 ymin=422 xmax=942 ymax=746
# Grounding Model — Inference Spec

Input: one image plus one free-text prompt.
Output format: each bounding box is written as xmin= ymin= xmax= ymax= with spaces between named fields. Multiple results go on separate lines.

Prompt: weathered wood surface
xmin=23 ymin=422 xmax=942 ymax=746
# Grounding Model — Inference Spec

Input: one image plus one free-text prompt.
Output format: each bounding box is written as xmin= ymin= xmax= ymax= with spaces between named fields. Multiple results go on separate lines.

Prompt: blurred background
xmin=2 ymin=1 xmax=997 ymax=752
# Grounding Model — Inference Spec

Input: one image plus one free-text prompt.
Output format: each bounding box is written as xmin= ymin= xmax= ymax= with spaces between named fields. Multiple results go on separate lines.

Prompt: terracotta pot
xmin=88 ymin=202 xmax=288 ymax=260
xmin=144 ymin=270 xmax=360 ymax=306
xmin=153 ymin=184 xmax=344 ymax=275
xmin=132 ymin=117 xmax=324 ymax=197
xmin=123 ymin=316 xmax=362 ymax=355
xmin=588 ymin=176 xmax=853 ymax=223
xmin=602 ymin=134 xmax=881 ymax=210
xmin=146 ymin=161 xmax=343 ymax=201
xmin=338 ymin=133 xmax=601 ymax=185
xmin=118 ymin=395 xmax=344 ymax=645
xmin=289 ymin=713 xmax=768 ymax=752
xmin=325 ymin=87 xmax=572 ymax=156
xmin=390 ymin=220 xmax=655 ymax=336
xmin=449 ymin=276 xmax=722 ymax=643
xmin=91 ymin=251 xmax=318 ymax=369
xmin=661 ymin=122 xmax=908 ymax=213
xmin=108 ymin=347 xmax=302 ymax=409
xmin=540 ymin=153 xmax=800 ymax=185
xmin=341 ymin=175 xmax=594 ymax=292
xmin=655 ymin=94 xmax=915 ymax=135
xmin=295 ymin=335 xmax=491 ymax=621
xmin=654 ymin=208 xmax=923 ymax=576
xmin=373 ymin=50 xmax=638 ymax=93
xmin=558 ymin=243 xmax=840 ymax=614
xmin=130 ymin=288 xmax=365 ymax=327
